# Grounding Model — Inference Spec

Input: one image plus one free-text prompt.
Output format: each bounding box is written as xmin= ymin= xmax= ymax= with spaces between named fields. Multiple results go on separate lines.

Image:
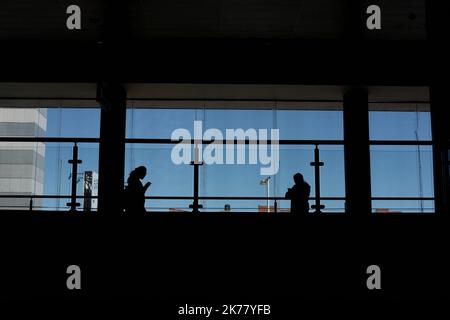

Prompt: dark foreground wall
xmin=1 ymin=212 xmax=448 ymax=305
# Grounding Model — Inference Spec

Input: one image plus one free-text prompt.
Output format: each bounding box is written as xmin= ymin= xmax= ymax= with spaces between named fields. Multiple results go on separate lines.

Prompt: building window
xmin=369 ymin=104 xmax=434 ymax=213
xmin=0 ymin=106 xmax=100 ymax=211
xmin=125 ymin=103 xmax=345 ymax=213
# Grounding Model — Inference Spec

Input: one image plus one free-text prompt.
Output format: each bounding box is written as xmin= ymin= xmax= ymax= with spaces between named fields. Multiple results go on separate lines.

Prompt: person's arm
xmin=304 ymin=184 xmax=311 ymax=201
xmin=285 ymin=188 xmax=292 ymax=199
xmin=143 ymin=181 xmax=151 ymax=193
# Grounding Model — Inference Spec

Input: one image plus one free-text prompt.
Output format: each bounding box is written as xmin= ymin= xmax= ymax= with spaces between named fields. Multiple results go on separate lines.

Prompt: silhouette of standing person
xmin=285 ymin=173 xmax=310 ymax=214
xmin=124 ymin=166 xmax=151 ymax=214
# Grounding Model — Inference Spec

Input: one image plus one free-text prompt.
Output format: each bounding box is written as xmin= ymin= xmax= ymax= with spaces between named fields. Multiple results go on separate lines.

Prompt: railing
xmin=127 ymin=138 xmax=346 ymax=213
xmin=0 ymin=136 xmax=436 ymax=213
xmin=0 ymin=194 xmax=436 ymax=213
xmin=0 ymin=194 xmax=347 ymax=213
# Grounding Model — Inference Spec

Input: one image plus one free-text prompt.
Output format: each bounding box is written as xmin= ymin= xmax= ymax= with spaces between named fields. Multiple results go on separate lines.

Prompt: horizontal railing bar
xmin=372 ymin=197 xmax=434 ymax=200
xmin=0 ymin=137 xmax=433 ymax=146
xmin=194 ymin=196 xmax=345 ymax=200
xmin=0 ymin=195 xmax=95 ymax=199
xmin=0 ymin=137 xmax=344 ymax=145
xmin=0 ymin=194 xmax=435 ymax=201
xmin=0 ymin=137 xmax=100 ymax=143
xmin=0 ymin=195 xmax=341 ymax=200
xmin=125 ymin=138 xmax=345 ymax=145
xmin=0 ymin=137 xmax=343 ymax=145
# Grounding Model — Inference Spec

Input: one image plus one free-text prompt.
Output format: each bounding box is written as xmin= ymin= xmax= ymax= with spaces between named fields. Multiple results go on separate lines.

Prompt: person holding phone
xmin=285 ymin=173 xmax=310 ymax=214
xmin=124 ymin=166 xmax=151 ymax=214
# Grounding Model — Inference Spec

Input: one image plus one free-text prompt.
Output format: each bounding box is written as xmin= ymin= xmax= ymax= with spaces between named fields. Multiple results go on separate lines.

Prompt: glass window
xmin=125 ymin=143 xmax=193 ymax=211
xmin=40 ymin=142 xmax=99 ymax=211
xmin=46 ymin=108 xmax=100 ymax=138
xmin=370 ymin=145 xmax=434 ymax=213
xmin=125 ymin=106 xmax=345 ymax=213
xmin=0 ymin=106 xmax=100 ymax=210
xmin=277 ymin=110 xmax=343 ymax=140
xmin=205 ymin=109 xmax=274 ymax=133
xmin=369 ymin=106 xmax=431 ymax=141
xmin=369 ymin=103 xmax=434 ymax=213
xmin=126 ymin=108 xmax=204 ymax=139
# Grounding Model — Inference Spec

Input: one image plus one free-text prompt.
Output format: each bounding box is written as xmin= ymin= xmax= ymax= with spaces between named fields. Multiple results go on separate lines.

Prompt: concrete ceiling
xmin=0 ymin=0 xmax=427 ymax=41
xmin=0 ymin=83 xmax=430 ymax=110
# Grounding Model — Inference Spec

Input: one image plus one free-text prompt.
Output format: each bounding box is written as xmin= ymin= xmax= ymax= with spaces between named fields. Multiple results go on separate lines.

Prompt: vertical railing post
xmin=29 ymin=197 xmax=33 ymax=212
xmin=189 ymin=143 xmax=203 ymax=213
xmin=310 ymin=144 xmax=325 ymax=214
xmin=67 ymin=142 xmax=82 ymax=212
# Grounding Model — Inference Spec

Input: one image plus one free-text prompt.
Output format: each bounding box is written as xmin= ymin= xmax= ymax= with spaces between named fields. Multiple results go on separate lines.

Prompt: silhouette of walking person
xmin=124 ymin=166 xmax=151 ymax=214
xmin=285 ymin=173 xmax=310 ymax=214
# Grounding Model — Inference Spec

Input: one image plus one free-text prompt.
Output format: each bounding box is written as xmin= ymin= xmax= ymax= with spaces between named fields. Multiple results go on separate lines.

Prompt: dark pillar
xmin=343 ymin=88 xmax=372 ymax=215
xmin=342 ymin=0 xmax=371 ymax=215
xmin=427 ymin=1 xmax=450 ymax=215
xmin=97 ymin=82 xmax=127 ymax=213
xmin=430 ymin=87 xmax=449 ymax=215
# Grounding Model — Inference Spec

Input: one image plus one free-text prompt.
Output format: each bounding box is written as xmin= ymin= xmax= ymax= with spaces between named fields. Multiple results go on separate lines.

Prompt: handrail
xmin=0 ymin=137 xmax=100 ymax=143
xmin=0 ymin=194 xmax=435 ymax=213
xmin=0 ymin=194 xmax=434 ymax=201
xmin=0 ymin=136 xmax=433 ymax=146
xmin=0 ymin=194 xmax=343 ymax=200
xmin=0 ymin=136 xmax=345 ymax=145
xmin=125 ymin=138 xmax=345 ymax=145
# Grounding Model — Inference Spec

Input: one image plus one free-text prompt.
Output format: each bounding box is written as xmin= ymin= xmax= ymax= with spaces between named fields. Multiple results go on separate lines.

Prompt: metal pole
xmin=67 ymin=143 xmax=82 ymax=212
xmin=310 ymin=145 xmax=325 ymax=214
xmin=189 ymin=143 xmax=203 ymax=213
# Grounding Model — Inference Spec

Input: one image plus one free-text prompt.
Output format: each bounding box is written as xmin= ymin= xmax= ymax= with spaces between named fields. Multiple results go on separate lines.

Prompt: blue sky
xmin=41 ymin=107 xmax=434 ymax=213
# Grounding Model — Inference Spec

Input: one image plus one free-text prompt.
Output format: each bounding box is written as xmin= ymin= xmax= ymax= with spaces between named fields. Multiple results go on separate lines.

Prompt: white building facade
xmin=0 ymin=108 xmax=47 ymax=209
